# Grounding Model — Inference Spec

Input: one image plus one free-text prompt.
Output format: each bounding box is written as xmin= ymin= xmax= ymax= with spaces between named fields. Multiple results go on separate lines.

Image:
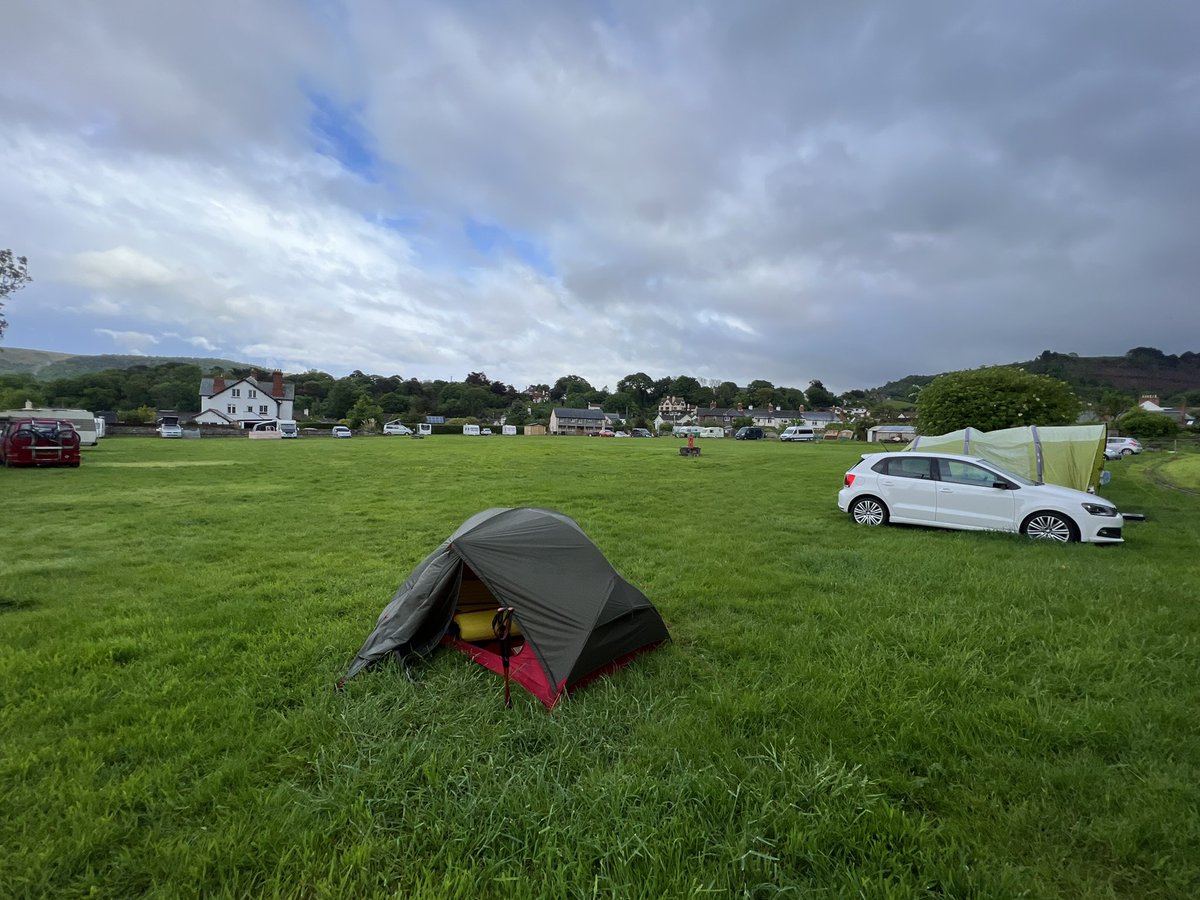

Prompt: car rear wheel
xmin=1121 ymin=448 xmax=1133 ymax=456
xmin=850 ymin=496 xmax=888 ymax=527
xmin=1022 ymin=512 xmax=1077 ymax=542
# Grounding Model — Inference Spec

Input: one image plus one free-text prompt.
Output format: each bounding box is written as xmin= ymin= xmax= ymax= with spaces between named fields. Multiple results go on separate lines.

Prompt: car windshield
xmin=975 ymin=457 xmax=1038 ymax=486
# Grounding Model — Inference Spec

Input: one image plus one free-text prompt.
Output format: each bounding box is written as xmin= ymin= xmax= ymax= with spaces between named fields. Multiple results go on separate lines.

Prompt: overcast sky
xmin=2 ymin=1 xmax=1197 ymax=393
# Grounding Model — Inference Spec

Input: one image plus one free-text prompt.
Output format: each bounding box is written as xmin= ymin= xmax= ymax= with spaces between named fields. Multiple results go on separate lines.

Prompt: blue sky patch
xmin=464 ymin=218 xmax=555 ymax=275
xmin=307 ymin=91 xmax=377 ymax=181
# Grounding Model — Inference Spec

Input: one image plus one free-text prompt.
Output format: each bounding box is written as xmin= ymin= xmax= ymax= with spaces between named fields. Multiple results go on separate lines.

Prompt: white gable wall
xmin=199 ymin=377 xmax=294 ymax=426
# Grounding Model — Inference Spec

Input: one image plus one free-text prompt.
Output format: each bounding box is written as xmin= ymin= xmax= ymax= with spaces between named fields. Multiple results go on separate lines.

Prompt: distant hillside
xmin=0 ymin=347 xmax=74 ymax=376
xmin=0 ymin=348 xmax=256 ymax=380
xmin=873 ymin=348 xmax=1200 ymax=404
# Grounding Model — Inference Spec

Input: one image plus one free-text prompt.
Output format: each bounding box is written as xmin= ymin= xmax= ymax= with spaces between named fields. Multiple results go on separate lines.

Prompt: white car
xmin=331 ymin=425 xmax=353 ymax=438
xmin=837 ymin=452 xmax=1123 ymax=543
xmin=383 ymin=421 xmax=413 ymax=436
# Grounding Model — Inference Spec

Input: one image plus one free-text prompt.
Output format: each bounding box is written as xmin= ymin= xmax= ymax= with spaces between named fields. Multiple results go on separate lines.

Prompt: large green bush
xmin=1117 ymin=409 xmax=1179 ymax=439
xmin=916 ymin=366 xmax=1081 ymax=434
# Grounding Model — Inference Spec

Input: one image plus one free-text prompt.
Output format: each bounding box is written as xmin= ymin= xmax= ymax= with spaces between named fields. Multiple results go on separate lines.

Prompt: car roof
xmin=861 ymin=451 xmax=994 ymax=465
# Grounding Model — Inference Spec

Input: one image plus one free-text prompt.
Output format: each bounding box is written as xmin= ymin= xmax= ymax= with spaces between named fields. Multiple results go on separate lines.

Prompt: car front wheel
xmin=1022 ymin=512 xmax=1077 ymax=542
xmin=849 ymin=496 xmax=888 ymax=527
xmin=1121 ymin=448 xmax=1133 ymax=456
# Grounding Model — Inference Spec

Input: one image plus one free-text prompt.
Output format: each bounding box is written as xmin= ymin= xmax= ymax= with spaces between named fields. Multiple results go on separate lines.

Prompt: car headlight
xmin=1082 ymin=502 xmax=1118 ymax=517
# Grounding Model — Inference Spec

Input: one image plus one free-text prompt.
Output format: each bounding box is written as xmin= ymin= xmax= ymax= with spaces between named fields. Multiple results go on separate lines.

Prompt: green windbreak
xmin=907 ymin=425 xmax=1106 ymax=492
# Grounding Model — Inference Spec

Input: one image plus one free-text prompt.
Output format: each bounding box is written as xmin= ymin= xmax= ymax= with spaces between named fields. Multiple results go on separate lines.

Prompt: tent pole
xmin=492 ymin=607 xmax=515 ymax=709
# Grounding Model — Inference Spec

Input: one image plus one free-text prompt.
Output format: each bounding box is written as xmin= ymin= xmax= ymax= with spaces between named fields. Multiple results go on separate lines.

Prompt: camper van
xmin=673 ymin=425 xmax=703 ymax=438
xmin=278 ymin=419 xmax=299 ymax=438
xmin=780 ymin=425 xmax=817 ymax=442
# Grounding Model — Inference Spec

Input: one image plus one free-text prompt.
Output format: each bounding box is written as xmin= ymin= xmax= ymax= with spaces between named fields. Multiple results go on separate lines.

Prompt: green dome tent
xmin=907 ymin=425 xmax=1107 ymax=492
xmin=339 ymin=508 xmax=669 ymax=708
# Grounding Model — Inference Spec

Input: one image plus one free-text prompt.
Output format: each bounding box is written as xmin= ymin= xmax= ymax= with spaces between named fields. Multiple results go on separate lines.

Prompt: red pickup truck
xmin=0 ymin=418 xmax=81 ymax=467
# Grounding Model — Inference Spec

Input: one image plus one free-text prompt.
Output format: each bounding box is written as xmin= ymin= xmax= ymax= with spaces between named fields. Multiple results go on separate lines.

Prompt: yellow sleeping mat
xmin=452 ymin=610 xmax=522 ymax=642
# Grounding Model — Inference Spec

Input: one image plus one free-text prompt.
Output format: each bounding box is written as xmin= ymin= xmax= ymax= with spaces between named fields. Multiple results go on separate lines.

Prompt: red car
xmin=0 ymin=418 xmax=81 ymax=467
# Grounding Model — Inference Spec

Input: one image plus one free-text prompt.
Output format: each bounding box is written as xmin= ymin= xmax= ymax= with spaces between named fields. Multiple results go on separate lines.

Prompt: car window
xmin=936 ymin=459 xmax=1000 ymax=486
xmin=877 ymin=456 xmax=933 ymax=479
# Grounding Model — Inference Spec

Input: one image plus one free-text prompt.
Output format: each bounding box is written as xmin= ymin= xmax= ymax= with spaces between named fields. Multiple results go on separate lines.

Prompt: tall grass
xmin=2 ymin=436 xmax=1198 ymax=897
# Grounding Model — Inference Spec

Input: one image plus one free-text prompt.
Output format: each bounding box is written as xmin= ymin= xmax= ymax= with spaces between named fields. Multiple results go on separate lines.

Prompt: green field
xmin=3 ymin=436 xmax=1198 ymax=898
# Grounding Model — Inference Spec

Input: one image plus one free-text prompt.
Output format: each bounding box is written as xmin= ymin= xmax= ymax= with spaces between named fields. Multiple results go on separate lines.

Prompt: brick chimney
xmin=213 ymin=376 xmax=225 ymax=394
xmin=272 ymin=370 xmax=284 ymax=398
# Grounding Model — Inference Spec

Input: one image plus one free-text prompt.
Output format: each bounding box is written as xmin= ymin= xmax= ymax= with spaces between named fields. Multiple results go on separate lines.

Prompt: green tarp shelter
xmin=906 ymin=425 xmax=1106 ymax=492
xmin=339 ymin=507 xmax=669 ymax=707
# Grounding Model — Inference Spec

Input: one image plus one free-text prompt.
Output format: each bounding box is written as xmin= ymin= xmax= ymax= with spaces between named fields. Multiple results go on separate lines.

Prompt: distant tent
xmin=340 ymin=508 xmax=669 ymax=707
xmin=907 ymin=425 xmax=1107 ymax=492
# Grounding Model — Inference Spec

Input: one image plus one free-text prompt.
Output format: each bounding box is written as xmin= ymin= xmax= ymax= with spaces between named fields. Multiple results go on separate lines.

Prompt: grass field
xmin=3 ymin=435 xmax=1199 ymax=898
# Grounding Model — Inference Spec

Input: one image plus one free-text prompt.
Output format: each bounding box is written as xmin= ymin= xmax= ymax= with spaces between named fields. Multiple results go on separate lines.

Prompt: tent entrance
xmin=443 ymin=564 xmax=557 ymax=704
xmin=448 ymin=565 xmax=525 ymax=647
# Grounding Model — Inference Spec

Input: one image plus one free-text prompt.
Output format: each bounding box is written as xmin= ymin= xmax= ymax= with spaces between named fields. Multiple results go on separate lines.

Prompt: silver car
xmin=1104 ymin=437 xmax=1142 ymax=459
xmin=837 ymin=452 xmax=1123 ymax=543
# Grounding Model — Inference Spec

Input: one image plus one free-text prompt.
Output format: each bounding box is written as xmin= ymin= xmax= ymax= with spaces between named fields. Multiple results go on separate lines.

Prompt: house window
xmin=259 ymin=405 xmax=268 ymax=415
xmin=232 ymin=388 xmax=241 ymax=398
xmin=248 ymin=389 xmax=257 ymax=399
xmin=246 ymin=406 xmax=253 ymax=412
xmin=227 ymin=404 xmax=236 ymax=414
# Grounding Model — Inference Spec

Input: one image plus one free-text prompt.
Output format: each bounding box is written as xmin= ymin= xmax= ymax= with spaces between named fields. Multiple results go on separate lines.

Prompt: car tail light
xmin=844 ymin=473 xmax=856 ymax=488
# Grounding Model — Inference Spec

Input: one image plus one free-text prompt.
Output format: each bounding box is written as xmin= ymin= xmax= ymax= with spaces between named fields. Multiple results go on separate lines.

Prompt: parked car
xmin=1 ymin=418 xmax=81 ymax=467
xmin=1105 ymin=437 xmax=1142 ymax=458
xmin=331 ymin=426 xmax=353 ymax=438
xmin=481 ymin=428 xmax=493 ymax=435
xmin=158 ymin=417 xmax=183 ymax=438
xmin=630 ymin=428 xmax=653 ymax=438
xmin=613 ymin=430 xmax=630 ymax=438
xmin=837 ymin=452 xmax=1123 ymax=544
xmin=592 ymin=429 xmax=616 ymax=437
xmin=734 ymin=426 xmax=765 ymax=440
xmin=383 ymin=421 xmax=413 ymax=436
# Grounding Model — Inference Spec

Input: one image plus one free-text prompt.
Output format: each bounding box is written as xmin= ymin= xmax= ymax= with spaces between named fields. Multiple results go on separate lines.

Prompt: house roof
xmin=200 ymin=376 xmax=295 ymax=401
xmin=552 ymin=407 xmax=606 ymax=421
xmin=800 ymin=410 xmax=841 ymax=423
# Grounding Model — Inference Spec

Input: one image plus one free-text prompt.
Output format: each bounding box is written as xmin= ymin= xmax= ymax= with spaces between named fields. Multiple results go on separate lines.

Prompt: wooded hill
xmin=0 ymin=348 xmax=253 ymax=379
xmin=872 ymin=347 xmax=1200 ymax=406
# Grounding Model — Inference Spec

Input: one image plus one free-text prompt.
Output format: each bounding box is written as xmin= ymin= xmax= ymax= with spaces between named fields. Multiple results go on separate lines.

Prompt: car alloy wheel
xmin=1121 ymin=448 xmax=1133 ymax=456
xmin=850 ymin=497 xmax=887 ymax=526
xmin=1023 ymin=513 xmax=1075 ymax=542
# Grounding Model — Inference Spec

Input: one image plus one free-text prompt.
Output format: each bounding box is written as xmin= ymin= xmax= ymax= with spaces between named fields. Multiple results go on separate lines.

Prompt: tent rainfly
xmin=906 ymin=425 xmax=1107 ymax=492
xmin=339 ymin=507 xmax=670 ymax=707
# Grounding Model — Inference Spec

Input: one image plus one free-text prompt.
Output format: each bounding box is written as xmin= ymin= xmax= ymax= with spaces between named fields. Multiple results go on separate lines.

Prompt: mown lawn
xmin=2 ymin=435 xmax=1198 ymax=898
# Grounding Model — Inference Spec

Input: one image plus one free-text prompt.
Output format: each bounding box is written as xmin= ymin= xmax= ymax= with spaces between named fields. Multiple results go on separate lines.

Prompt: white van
xmin=780 ymin=425 xmax=817 ymax=442
xmin=278 ymin=419 xmax=299 ymax=438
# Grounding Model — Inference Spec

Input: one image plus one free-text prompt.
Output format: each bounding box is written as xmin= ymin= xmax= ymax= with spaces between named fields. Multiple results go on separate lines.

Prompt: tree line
xmin=0 ymin=363 xmax=846 ymax=428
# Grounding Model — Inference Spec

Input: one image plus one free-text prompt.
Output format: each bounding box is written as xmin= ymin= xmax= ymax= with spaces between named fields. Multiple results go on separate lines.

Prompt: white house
xmin=195 ymin=371 xmax=295 ymax=427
